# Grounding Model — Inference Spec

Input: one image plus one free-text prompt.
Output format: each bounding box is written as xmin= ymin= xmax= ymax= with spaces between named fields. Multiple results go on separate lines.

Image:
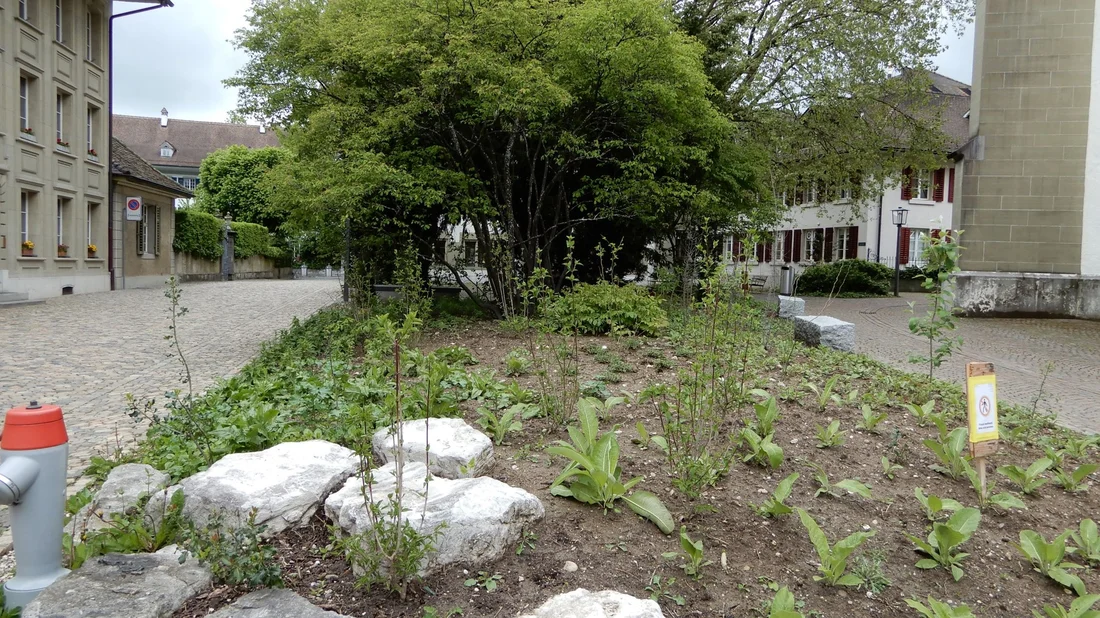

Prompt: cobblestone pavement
xmin=791 ymin=294 xmax=1100 ymax=434
xmin=0 ymin=279 xmax=342 ymax=478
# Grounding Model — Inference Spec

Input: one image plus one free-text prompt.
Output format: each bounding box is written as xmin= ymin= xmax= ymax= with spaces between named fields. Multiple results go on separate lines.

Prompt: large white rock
xmin=777 ymin=295 xmax=805 ymax=319
xmin=21 ymin=546 xmax=211 ymax=618
xmin=209 ymin=588 xmax=352 ymax=617
xmin=517 ymin=589 xmax=664 ymax=618
xmin=168 ymin=440 xmax=357 ymax=536
xmin=325 ymin=461 xmax=543 ymax=575
xmin=72 ymin=464 xmax=172 ymax=535
xmin=794 ymin=315 xmax=855 ymax=353
xmin=373 ymin=418 xmax=493 ymax=479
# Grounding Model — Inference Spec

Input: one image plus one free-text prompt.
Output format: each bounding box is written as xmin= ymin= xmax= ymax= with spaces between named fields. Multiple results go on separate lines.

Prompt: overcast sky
xmin=112 ymin=1 xmax=977 ymax=123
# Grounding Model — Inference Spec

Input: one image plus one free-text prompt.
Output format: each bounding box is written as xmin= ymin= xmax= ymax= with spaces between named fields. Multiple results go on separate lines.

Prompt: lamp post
xmin=892 ymin=207 xmax=909 ymax=297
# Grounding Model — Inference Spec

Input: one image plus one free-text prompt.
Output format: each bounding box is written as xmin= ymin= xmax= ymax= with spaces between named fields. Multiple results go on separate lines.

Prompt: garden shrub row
xmin=545 ymin=282 xmax=668 ymax=336
xmin=231 ymin=221 xmax=284 ymax=260
xmin=797 ymin=259 xmax=893 ymax=297
xmin=173 ymin=208 xmax=283 ymax=261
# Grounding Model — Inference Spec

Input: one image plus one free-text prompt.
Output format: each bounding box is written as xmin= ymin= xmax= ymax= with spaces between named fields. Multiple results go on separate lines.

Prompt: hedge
xmin=173 ymin=208 xmax=223 ymax=261
xmin=231 ymin=221 xmax=284 ymax=260
xmin=797 ymin=259 xmax=893 ymax=297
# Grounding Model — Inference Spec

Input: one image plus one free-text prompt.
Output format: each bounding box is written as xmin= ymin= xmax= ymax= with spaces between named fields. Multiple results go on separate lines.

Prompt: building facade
xmin=0 ymin=0 xmax=111 ymax=300
xmin=111 ymin=108 xmax=280 ymax=202
xmin=730 ymin=74 xmax=971 ymax=289
xmin=957 ymin=0 xmax=1100 ymax=318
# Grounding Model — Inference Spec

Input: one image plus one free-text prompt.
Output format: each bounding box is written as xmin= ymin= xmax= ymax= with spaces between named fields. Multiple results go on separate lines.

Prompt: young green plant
xmin=1015 ymin=529 xmax=1087 ymax=596
xmin=906 ymin=596 xmax=977 ymax=618
xmin=997 ymin=457 xmax=1052 ymax=495
xmin=796 ymin=508 xmax=874 ymax=586
xmin=1069 ymin=519 xmax=1100 ymax=566
xmin=751 ymin=473 xmax=799 ymax=519
xmin=906 ymin=507 xmax=981 ymax=581
xmin=815 ymin=420 xmax=844 ymax=448
xmin=662 ymin=527 xmax=713 ymax=580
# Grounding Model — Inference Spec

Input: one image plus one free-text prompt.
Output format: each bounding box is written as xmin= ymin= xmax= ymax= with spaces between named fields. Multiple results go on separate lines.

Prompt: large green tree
xmin=229 ymin=0 xmax=769 ymax=311
xmin=195 ymin=145 xmax=290 ymax=234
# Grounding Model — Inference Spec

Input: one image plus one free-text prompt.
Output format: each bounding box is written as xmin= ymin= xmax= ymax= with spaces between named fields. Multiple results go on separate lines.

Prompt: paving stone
xmin=209 ymin=588 xmax=352 ymax=618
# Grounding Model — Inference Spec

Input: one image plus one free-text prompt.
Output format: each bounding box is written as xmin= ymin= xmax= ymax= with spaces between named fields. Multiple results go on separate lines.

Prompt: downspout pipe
xmin=875 ymin=191 xmax=884 ymax=262
xmin=108 ymin=1 xmax=174 ymax=290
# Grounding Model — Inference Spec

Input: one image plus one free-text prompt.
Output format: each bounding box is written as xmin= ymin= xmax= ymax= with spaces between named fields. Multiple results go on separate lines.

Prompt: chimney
xmin=259 ymin=125 xmax=266 ymax=134
xmin=160 ymin=108 xmax=168 ymax=128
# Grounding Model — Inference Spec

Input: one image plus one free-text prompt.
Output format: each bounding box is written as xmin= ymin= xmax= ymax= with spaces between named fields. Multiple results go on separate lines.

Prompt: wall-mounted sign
xmin=125 ymin=197 xmax=143 ymax=221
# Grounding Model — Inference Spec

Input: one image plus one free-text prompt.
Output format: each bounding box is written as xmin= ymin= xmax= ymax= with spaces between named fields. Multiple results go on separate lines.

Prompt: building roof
xmin=112 ymin=112 xmax=281 ymax=169
xmin=900 ymin=71 xmax=972 ymax=153
xmin=111 ymin=138 xmax=193 ymax=197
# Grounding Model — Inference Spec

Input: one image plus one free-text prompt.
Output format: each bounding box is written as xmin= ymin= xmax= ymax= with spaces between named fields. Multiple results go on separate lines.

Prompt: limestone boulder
xmin=168 ymin=440 xmax=357 ymax=536
xmin=209 ymin=588 xmax=352 ymax=618
xmin=21 ymin=546 xmax=211 ymax=618
xmin=373 ymin=418 xmax=493 ymax=479
xmin=72 ymin=464 xmax=171 ymax=535
xmin=517 ymin=589 xmax=664 ymax=618
xmin=794 ymin=315 xmax=855 ymax=353
xmin=325 ymin=461 xmax=543 ymax=574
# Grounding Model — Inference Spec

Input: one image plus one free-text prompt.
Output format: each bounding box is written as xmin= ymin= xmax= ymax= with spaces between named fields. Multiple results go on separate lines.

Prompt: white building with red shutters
xmin=725 ymin=73 xmax=970 ymax=289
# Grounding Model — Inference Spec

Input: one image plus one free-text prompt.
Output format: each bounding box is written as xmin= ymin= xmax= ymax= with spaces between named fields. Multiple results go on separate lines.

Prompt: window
xmin=463 ymin=239 xmax=478 ymax=266
xmin=56 ymin=197 xmax=70 ymax=253
xmin=724 ymin=235 xmax=735 ymax=261
xmin=19 ymin=0 xmax=37 ymax=24
xmin=54 ymin=0 xmax=73 ymax=45
xmin=19 ymin=76 xmax=32 ymax=134
xmin=433 ymin=239 xmax=447 ymax=261
xmin=802 ymin=229 xmax=823 ymax=262
xmin=19 ymin=0 xmax=28 ymax=20
xmin=139 ymin=204 xmax=149 ymax=256
xmin=20 ymin=192 xmax=31 ymax=245
xmin=838 ymin=186 xmax=852 ymax=201
xmin=833 ymin=227 xmax=850 ymax=262
xmin=160 ymin=142 xmax=174 ymax=158
xmin=138 ymin=204 xmax=161 ymax=256
xmin=84 ymin=9 xmax=102 ymax=62
xmin=908 ymin=228 xmax=931 ymax=265
xmin=913 ymin=169 xmax=932 ymax=201
xmin=169 ymin=176 xmax=198 ymax=191
xmin=87 ymin=202 xmax=99 ymax=249
xmin=56 ymin=91 xmax=72 ymax=146
xmin=86 ymin=106 xmax=94 ymax=153
xmin=775 ymin=233 xmax=786 ymax=263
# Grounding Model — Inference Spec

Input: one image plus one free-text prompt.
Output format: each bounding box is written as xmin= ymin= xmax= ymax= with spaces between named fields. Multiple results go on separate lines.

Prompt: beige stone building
xmin=0 ymin=0 xmax=111 ymax=301
xmin=958 ymin=0 xmax=1100 ymax=318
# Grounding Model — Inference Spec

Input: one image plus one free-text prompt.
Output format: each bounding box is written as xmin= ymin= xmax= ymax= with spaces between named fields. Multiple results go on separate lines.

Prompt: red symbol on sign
xmin=127 ymin=199 xmax=140 ymax=211
xmin=979 ymin=396 xmax=991 ymax=417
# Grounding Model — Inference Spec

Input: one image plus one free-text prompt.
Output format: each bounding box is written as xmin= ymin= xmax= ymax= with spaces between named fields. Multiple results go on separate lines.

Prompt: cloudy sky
xmin=112 ymin=1 xmax=976 ymax=123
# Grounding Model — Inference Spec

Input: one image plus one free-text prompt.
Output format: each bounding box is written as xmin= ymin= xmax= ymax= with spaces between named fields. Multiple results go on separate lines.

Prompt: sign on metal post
xmin=125 ymin=197 xmax=143 ymax=222
xmin=966 ymin=362 xmax=1000 ymax=496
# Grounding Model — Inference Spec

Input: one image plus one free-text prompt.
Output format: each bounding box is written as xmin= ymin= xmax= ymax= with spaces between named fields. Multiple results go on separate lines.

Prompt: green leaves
xmin=857 ymin=405 xmax=888 ymax=433
xmin=475 ymin=404 xmax=528 ymax=445
xmin=906 ymin=507 xmax=981 ymax=581
xmin=923 ymin=427 xmax=969 ymax=480
xmin=548 ymin=401 xmax=672 ymax=534
xmin=1015 ymin=529 xmax=1086 ymax=596
xmin=1055 ymin=463 xmax=1098 ymax=493
xmin=913 ymin=487 xmax=963 ymax=522
xmin=765 ymin=586 xmax=804 ymax=618
xmin=1070 ymin=519 xmax=1100 ymax=566
xmin=906 ymin=596 xmax=977 ymax=618
xmin=796 ymin=508 xmax=874 ymax=586
xmin=997 ymin=457 xmax=1053 ymax=495
xmin=740 ymin=428 xmax=784 ymax=469
xmin=815 ymin=420 xmax=844 ymax=448
xmin=809 ymin=463 xmax=872 ymax=500
xmin=904 ymin=400 xmax=937 ymax=427
xmin=662 ymin=526 xmax=712 ymax=579
xmin=1032 ymin=594 xmax=1100 ymax=618
xmin=752 ymin=473 xmax=799 ymax=519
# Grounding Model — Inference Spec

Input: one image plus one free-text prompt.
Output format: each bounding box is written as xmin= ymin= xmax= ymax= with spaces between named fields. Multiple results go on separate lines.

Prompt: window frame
xmin=802 ymin=229 xmax=823 ymax=263
xmin=19 ymin=77 xmax=30 ymax=133
xmin=833 ymin=227 xmax=850 ymax=262
xmin=908 ymin=228 xmax=932 ymax=265
xmin=86 ymin=202 xmax=95 ymax=249
xmin=913 ymin=169 xmax=933 ymax=201
xmin=56 ymin=92 xmax=64 ymax=144
xmin=20 ymin=192 xmax=31 ymax=245
xmin=56 ymin=197 xmax=66 ymax=251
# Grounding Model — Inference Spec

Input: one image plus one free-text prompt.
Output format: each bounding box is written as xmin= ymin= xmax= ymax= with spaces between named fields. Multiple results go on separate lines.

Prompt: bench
xmin=748 ymin=275 xmax=767 ymax=291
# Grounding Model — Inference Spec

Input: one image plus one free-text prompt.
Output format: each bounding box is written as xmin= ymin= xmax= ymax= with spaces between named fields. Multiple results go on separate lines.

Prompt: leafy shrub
xmin=179 ymin=508 xmax=283 ymax=588
xmin=796 ymin=260 xmax=892 ymax=297
xmin=231 ymin=221 xmax=283 ymax=259
xmin=173 ymin=208 xmax=223 ymax=260
xmin=545 ymin=282 xmax=668 ymax=336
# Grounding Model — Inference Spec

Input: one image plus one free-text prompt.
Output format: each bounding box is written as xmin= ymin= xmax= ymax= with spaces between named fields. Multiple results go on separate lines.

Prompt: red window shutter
xmin=899 ymin=227 xmax=911 ymax=265
xmin=901 ymin=167 xmax=913 ymax=201
xmin=933 ymin=169 xmax=946 ymax=202
xmin=756 ymin=242 xmax=765 ymax=262
xmin=948 ymin=167 xmax=956 ymax=202
xmin=733 ymin=238 xmax=743 ymax=262
xmin=765 ymin=241 xmax=774 ymax=263
xmin=847 ymin=225 xmax=858 ymax=259
xmin=945 ymin=229 xmax=954 ymax=242
xmin=783 ymin=231 xmax=793 ymax=263
xmin=823 ymin=228 xmax=834 ymax=263
xmin=793 ymin=230 xmax=803 ymax=262
xmin=931 ymin=229 xmax=941 ymax=239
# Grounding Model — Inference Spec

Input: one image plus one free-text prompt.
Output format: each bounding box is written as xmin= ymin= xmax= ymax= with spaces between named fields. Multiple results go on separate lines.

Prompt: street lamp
xmin=892 ymin=207 xmax=909 ymax=296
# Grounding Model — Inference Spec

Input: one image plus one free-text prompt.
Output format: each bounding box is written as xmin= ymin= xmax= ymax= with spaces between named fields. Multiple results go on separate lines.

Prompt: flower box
xmin=21 ymin=248 xmax=34 ymax=257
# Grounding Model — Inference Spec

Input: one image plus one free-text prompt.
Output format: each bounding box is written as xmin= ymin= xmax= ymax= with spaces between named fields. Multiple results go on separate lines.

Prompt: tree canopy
xmin=228 ymin=0 xmax=969 ymax=310
xmin=195 ymin=145 xmax=290 ymax=234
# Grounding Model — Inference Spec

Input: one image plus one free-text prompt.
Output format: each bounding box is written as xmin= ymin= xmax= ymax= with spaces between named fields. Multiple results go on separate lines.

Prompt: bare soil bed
xmin=177 ymin=319 xmax=1099 ymax=618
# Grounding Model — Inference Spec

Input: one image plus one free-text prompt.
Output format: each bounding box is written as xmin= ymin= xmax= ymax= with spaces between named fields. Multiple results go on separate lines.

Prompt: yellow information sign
xmin=967 ymin=366 xmax=998 ymax=443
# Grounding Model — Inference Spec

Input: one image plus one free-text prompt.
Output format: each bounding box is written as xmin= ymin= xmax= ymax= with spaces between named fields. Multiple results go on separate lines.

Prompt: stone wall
xmin=961 ymin=0 xmax=1095 ymax=274
xmin=955 ymin=272 xmax=1100 ymax=319
xmin=174 ymin=252 xmax=289 ymax=282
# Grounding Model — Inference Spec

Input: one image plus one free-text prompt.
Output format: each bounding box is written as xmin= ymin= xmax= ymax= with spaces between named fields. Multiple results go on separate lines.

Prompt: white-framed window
xmin=160 ymin=142 xmax=174 ymax=158
xmin=724 ymin=235 xmax=735 ymax=262
xmin=138 ymin=205 xmax=160 ymax=256
xmin=913 ymin=169 xmax=932 ymax=201
xmin=19 ymin=0 xmax=28 ymax=20
xmin=909 ymin=228 xmax=931 ymax=264
xmin=775 ymin=232 xmax=786 ymax=262
xmin=86 ymin=107 xmax=92 ymax=151
xmin=463 ymin=239 xmax=478 ymax=266
xmin=838 ymin=186 xmax=852 ymax=202
xmin=54 ymin=0 xmax=72 ymax=45
xmin=86 ymin=202 xmax=96 ymax=248
xmin=84 ymin=8 xmax=102 ymax=63
xmin=56 ymin=92 xmax=66 ymax=144
xmin=833 ymin=227 xmax=850 ymax=262
xmin=20 ymin=192 xmax=31 ymax=244
xmin=802 ymin=229 xmax=822 ymax=262
xmin=19 ymin=76 xmax=31 ymax=132
xmin=55 ymin=0 xmax=62 ymax=42
xmin=56 ymin=197 xmax=68 ymax=251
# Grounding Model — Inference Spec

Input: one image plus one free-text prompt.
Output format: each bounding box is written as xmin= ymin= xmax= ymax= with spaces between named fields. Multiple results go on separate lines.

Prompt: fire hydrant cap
xmin=1 ymin=403 xmax=67 ymax=450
